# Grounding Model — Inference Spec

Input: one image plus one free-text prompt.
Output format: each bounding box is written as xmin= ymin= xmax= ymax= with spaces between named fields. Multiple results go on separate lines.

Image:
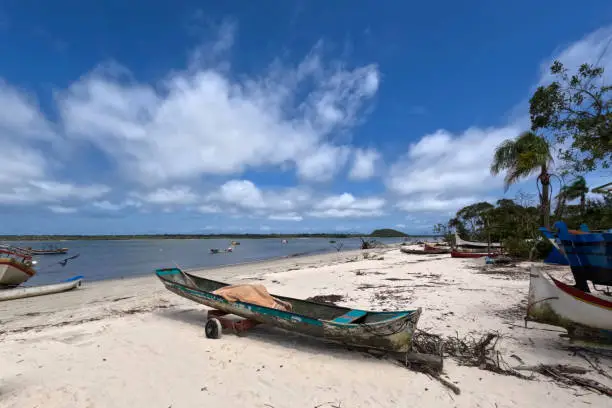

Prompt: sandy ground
xmin=1 ymin=246 xmax=610 ymax=407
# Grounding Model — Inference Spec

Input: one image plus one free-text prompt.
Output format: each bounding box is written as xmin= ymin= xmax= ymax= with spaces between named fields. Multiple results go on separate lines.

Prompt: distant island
xmin=0 ymin=229 xmax=434 ymax=241
xmin=369 ymin=228 xmax=409 ymax=237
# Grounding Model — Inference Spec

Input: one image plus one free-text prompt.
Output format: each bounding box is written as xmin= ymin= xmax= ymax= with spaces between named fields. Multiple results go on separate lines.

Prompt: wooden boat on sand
xmin=0 ymin=275 xmax=83 ymax=302
xmin=526 ymin=266 xmax=612 ymax=346
xmin=0 ymin=246 xmax=36 ymax=287
xmin=539 ymin=221 xmax=612 ymax=292
xmin=451 ymin=250 xmax=499 ymax=258
xmin=454 ymin=233 xmax=502 ymax=249
xmin=400 ymin=245 xmax=450 ymax=255
xmin=155 ymin=268 xmax=422 ymax=352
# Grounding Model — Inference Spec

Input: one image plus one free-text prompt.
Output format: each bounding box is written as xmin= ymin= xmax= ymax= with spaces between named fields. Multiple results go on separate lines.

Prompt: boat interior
xmin=156 ymin=268 xmax=415 ymax=324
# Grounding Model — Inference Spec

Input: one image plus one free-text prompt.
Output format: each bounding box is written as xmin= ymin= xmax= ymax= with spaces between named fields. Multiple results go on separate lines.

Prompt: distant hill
xmin=369 ymin=228 xmax=408 ymax=237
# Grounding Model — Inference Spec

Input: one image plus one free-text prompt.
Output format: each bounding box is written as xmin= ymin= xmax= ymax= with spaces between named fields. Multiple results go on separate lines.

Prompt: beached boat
xmin=0 ymin=246 xmax=36 ymax=287
xmin=0 ymin=275 xmax=83 ymax=302
xmin=454 ymin=232 xmax=502 ymax=249
xmin=539 ymin=221 xmax=612 ymax=292
xmin=451 ymin=250 xmax=499 ymax=258
xmin=400 ymin=245 xmax=450 ymax=255
xmin=526 ymin=266 xmax=612 ymax=345
xmin=155 ymin=268 xmax=422 ymax=352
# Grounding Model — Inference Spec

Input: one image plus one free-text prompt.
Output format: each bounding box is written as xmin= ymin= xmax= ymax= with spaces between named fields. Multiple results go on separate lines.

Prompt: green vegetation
xmin=490 ymin=131 xmax=553 ymax=228
xmin=369 ymin=228 xmax=408 ymax=237
xmin=436 ymin=59 xmax=612 ymax=258
xmin=530 ymin=61 xmax=611 ymax=173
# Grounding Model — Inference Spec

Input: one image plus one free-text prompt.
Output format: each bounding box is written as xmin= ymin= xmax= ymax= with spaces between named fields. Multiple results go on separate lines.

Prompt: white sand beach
xmin=1 ymin=246 xmax=610 ymax=408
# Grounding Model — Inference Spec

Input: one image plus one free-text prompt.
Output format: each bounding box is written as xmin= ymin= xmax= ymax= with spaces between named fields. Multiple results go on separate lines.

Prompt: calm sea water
xmin=6 ymin=237 xmax=416 ymax=285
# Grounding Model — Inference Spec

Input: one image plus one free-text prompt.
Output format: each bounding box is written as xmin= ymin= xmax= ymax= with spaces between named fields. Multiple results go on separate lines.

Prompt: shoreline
xmin=1 ymin=245 xmax=609 ymax=407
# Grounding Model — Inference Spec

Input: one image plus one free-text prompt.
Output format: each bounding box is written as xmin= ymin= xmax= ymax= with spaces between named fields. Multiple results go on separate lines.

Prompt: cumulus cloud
xmin=0 ymin=180 xmax=109 ymax=205
xmin=48 ymin=205 xmax=78 ymax=214
xmin=131 ymin=186 xmax=197 ymax=205
xmin=348 ymin=148 xmax=380 ymax=180
xmin=201 ymin=180 xmax=384 ymax=219
xmin=539 ymin=26 xmax=612 ymax=85
xmin=309 ymin=192 xmax=385 ymax=218
xmin=387 ymin=126 xmax=521 ymax=200
xmin=55 ymin=34 xmax=379 ymax=185
xmin=386 ymin=26 xmax=612 ymax=215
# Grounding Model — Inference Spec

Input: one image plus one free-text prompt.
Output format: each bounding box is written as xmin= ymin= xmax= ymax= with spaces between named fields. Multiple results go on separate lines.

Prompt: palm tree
xmin=490 ymin=131 xmax=553 ymax=228
xmin=563 ymin=176 xmax=589 ymax=216
xmin=554 ymin=187 xmax=568 ymax=220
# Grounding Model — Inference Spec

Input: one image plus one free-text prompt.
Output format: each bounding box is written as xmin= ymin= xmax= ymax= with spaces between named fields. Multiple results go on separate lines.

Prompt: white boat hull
xmin=0 ymin=276 xmax=83 ymax=301
xmin=454 ymin=233 xmax=502 ymax=248
xmin=527 ymin=266 xmax=612 ymax=344
xmin=0 ymin=261 xmax=35 ymax=287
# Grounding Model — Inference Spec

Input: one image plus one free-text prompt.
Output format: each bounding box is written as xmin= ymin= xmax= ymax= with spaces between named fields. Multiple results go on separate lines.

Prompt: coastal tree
xmin=490 ymin=131 xmax=554 ymax=228
xmin=556 ymin=176 xmax=589 ymax=218
xmin=530 ymin=61 xmax=612 ymax=173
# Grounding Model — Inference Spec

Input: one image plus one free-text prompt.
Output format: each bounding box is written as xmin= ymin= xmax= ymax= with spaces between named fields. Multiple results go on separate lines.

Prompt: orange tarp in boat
xmin=212 ymin=284 xmax=292 ymax=312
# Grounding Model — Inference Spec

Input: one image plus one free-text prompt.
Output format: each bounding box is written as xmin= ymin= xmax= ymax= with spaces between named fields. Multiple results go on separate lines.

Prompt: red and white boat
xmin=0 ymin=245 xmax=37 ymax=288
xmin=526 ymin=266 xmax=612 ymax=345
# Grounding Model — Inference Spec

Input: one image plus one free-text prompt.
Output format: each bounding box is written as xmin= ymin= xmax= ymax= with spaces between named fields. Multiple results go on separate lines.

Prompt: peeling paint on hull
xmin=157 ymin=268 xmax=421 ymax=353
xmin=526 ymin=266 xmax=612 ymax=346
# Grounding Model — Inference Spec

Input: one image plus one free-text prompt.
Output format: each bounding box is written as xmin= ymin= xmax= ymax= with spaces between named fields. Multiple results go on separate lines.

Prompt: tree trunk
xmin=580 ymin=194 xmax=585 ymax=216
xmin=540 ymin=169 xmax=551 ymax=229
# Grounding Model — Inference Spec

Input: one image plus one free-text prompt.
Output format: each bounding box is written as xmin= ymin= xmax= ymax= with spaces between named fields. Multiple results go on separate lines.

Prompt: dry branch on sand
xmin=408 ymin=330 xmax=612 ymax=398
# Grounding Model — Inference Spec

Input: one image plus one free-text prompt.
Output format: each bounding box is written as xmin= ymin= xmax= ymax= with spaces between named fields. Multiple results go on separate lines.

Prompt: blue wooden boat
xmin=155 ymin=268 xmax=422 ymax=352
xmin=540 ymin=221 xmax=612 ymax=291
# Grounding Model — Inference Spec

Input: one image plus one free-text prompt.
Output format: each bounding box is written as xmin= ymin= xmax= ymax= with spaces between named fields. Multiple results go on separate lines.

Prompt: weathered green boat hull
xmin=156 ymin=268 xmax=421 ymax=352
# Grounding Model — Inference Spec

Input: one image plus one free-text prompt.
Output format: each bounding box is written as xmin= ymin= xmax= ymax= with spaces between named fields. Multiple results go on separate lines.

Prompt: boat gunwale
xmin=155 ymin=268 xmax=420 ymax=327
xmin=0 ymin=258 xmax=36 ymax=277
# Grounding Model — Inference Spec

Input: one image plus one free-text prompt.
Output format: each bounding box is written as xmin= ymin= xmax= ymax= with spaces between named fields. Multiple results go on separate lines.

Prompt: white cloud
xmin=539 ymin=26 xmax=612 ymax=85
xmin=387 ymin=126 xmax=520 ymax=197
xmin=385 ymin=26 xmax=612 ymax=215
xmin=132 ymin=186 xmax=197 ymax=205
xmin=0 ymin=181 xmax=109 ymax=205
xmin=0 ymin=81 xmax=54 ymax=185
xmin=203 ymin=180 xmax=384 ymax=219
xmin=395 ymin=223 xmax=406 ymax=229
xmin=348 ymin=148 xmax=380 ymax=180
xmin=56 ymin=37 xmax=379 ymax=185
xmin=92 ymin=199 xmax=141 ymax=211
xmin=296 ymin=144 xmax=351 ymax=182
xmin=268 ymin=212 xmax=303 ymax=221
xmin=309 ymin=192 xmax=385 ymax=218
xmin=395 ymin=195 xmax=491 ymax=212
xmin=48 ymin=205 xmax=77 ymax=214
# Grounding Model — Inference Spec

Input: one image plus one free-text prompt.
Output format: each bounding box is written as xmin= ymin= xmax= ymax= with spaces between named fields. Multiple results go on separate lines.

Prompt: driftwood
xmin=516 ymin=364 xmax=612 ymax=397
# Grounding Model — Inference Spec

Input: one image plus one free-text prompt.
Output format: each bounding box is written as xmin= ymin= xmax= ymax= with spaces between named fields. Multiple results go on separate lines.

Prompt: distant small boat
xmin=281 ymin=239 xmax=288 ymax=244
xmin=231 ymin=241 xmax=240 ymax=246
xmin=526 ymin=266 xmax=612 ymax=345
xmin=29 ymin=246 xmax=69 ymax=255
xmin=451 ymin=250 xmax=499 ymax=259
xmin=0 ymin=246 xmax=36 ymax=287
xmin=0 ymin=275 xmax=83 ymax=302
xmin=210 ymin=248 xmax=233 ymax=254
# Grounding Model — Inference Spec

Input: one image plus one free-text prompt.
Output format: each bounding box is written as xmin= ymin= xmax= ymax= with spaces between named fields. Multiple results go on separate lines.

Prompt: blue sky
xmin=1 ymin=1 xmax=612 ymax=235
